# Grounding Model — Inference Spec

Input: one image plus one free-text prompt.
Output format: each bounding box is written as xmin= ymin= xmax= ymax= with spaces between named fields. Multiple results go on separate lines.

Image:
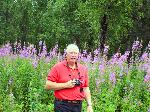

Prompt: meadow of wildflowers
xmin=0 ymin=41 xmax=150 ymax=112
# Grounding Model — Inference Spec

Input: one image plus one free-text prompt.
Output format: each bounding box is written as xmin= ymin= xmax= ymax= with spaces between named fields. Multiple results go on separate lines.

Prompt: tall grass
xmin=0 ymin=41 xmax=150 ymax=112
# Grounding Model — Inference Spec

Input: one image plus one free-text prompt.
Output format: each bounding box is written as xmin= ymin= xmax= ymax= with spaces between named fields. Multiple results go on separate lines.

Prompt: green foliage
xmin=87 ymin=61 xmax=149 ymax=112
xmin=0 ymin=57 xmax=54 ymax=112
xmin=0 ymin=56 xmax=150 ymax=111
xmin=1 ymin=0 xmax=148 ymax=54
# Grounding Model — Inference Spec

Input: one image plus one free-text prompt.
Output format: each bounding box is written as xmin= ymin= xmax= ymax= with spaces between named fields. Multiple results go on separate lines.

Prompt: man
xmin=45 ymin=44 xmax=93 ymax=112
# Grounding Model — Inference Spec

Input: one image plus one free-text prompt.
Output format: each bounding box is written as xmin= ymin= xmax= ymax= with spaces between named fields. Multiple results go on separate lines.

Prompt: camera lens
xmin=75 ymin=79 xmax=81 ymax=86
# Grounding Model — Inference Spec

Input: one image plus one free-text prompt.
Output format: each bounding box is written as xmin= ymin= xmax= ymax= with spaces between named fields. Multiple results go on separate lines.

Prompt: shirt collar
xmin=62 ymin=60 xmax=80 ymax=69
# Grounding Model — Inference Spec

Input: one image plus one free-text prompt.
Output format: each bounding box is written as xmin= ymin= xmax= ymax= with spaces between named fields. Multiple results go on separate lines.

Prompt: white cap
xmin=66 ymin=44 xmax=79 ymax=53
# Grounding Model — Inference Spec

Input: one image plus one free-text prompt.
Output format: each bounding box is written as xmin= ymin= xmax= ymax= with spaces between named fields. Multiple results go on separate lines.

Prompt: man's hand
xmin=87 ymin=105 xmax=93 ymax=112
xmin=65 ymin=79 xmax=76 ymax=88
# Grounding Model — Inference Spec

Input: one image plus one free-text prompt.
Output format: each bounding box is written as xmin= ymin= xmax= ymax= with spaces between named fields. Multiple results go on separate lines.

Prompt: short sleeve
xmin=47 ymin=66 xmax=59 ymax=82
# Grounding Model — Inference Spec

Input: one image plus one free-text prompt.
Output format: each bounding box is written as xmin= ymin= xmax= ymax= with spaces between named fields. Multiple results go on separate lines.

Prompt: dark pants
xmin=54 ymin=99 xmax=82 ymax=112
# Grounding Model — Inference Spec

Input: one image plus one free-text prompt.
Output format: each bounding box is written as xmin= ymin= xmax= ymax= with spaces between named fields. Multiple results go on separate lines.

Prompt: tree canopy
xmin=0 ymin=0 xmax=149 ymax=54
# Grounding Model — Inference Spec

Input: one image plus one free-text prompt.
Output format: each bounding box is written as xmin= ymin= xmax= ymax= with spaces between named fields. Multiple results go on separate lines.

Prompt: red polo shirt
xmin=47 ymin=60 xmax=89 ymax=100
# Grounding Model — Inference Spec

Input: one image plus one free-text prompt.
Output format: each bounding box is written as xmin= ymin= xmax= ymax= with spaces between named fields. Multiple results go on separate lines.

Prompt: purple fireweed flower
xmin=144 ymin=75 xmax=150 ymax=83
xmin=39 ymin=44 xmax=47 ymax=58
xmin=5 ymin=44 xmax=12 ymax=54
xmin=45 ymin=48 xmax=57 ymax=59
xmin=80 ymin=50 xmax=89 ymax=62
xmin=107 ymin=58 xmax=117 ymax=65
xmin=99 ymin=64 xmax=105 ymax=74
xmin=94 ymin=49 xmax=99 ymax=55
xmin=43 ymin=45 xmax=47 ymax=51
xmin=141 ymin=63 xmax=149 ymax=71
xmin=132 ymin=40 xmax=142 ymax=51
xmin=32 ymin=59 xmax=38 ymax=68
xmin=0 ymin=43 xmax=12 ymax=57
xmin=53 ymin=44 xmax=58 ymax=53
xmin=124 ymin=51 xmax=130 ymax=56
xmin=32 ymin=48 xmax=37 ymax=54
xmin=20 ymin=47 xmax=31 ymax=58
xmin=52 ymin=50 xmax=58 ymax=57
xmin=117 ymin=59 xmax=124 ymax=66
xmin=141 ymin=52 xmax=148 ymax=61
xmin=82 ymin=50 xmax=87 ymax=56
xmin=16 ymin=43 xmax=21 ymax=52
xmin=81 ymin=54 xmax=87 ymax=62
xmin=86 ymin=53 xmax=92 ymax=63
xmin=113 ymin=52 xmax=121 ymax=59
xmin=119 ymin=51 xmax=130 ymax=62
xmin=91 ymin=49 xmax=100 ymax=63
xmin=92 ymin=57 xmax=98 ymax=63
xmin=108 ymin=52 xmax=121 ymax=65
xmin=144 ymin=68 xmax=150 ymax=83
xmin=109 ymin=72 xmax=116 ymax=84
xmin=103 ymin=45 xmax=109 ymax=54
xmin=39 ymin=46 xmax=47 ymax=58
xmin=49 ymin=44 xmax=58 ymax=58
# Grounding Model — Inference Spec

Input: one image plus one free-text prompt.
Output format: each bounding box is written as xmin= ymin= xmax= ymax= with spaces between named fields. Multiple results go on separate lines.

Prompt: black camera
xmin=75 ymin=79 xmax=81 ymax=86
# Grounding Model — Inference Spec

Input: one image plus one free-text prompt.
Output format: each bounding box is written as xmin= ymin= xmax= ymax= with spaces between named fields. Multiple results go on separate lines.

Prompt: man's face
xmin=66 ymin=51 xmax=79 ymax=63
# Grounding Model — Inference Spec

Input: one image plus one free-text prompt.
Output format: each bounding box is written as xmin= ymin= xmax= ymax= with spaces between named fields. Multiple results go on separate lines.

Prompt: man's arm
xmin=83 ymin=87 xmax=92 ymax=106
xmin=45 ymin=80 xmax=76 ymax=90
xmin=83 ymin=87 xmax=93 ymax=112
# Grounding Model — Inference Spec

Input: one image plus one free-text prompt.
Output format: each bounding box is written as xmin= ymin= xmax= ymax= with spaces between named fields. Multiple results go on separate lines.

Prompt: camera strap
xmin=66 ymin=62 xmax=83 ymax=93
xmin=67 ymin=62 xmax=81 ymax=79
